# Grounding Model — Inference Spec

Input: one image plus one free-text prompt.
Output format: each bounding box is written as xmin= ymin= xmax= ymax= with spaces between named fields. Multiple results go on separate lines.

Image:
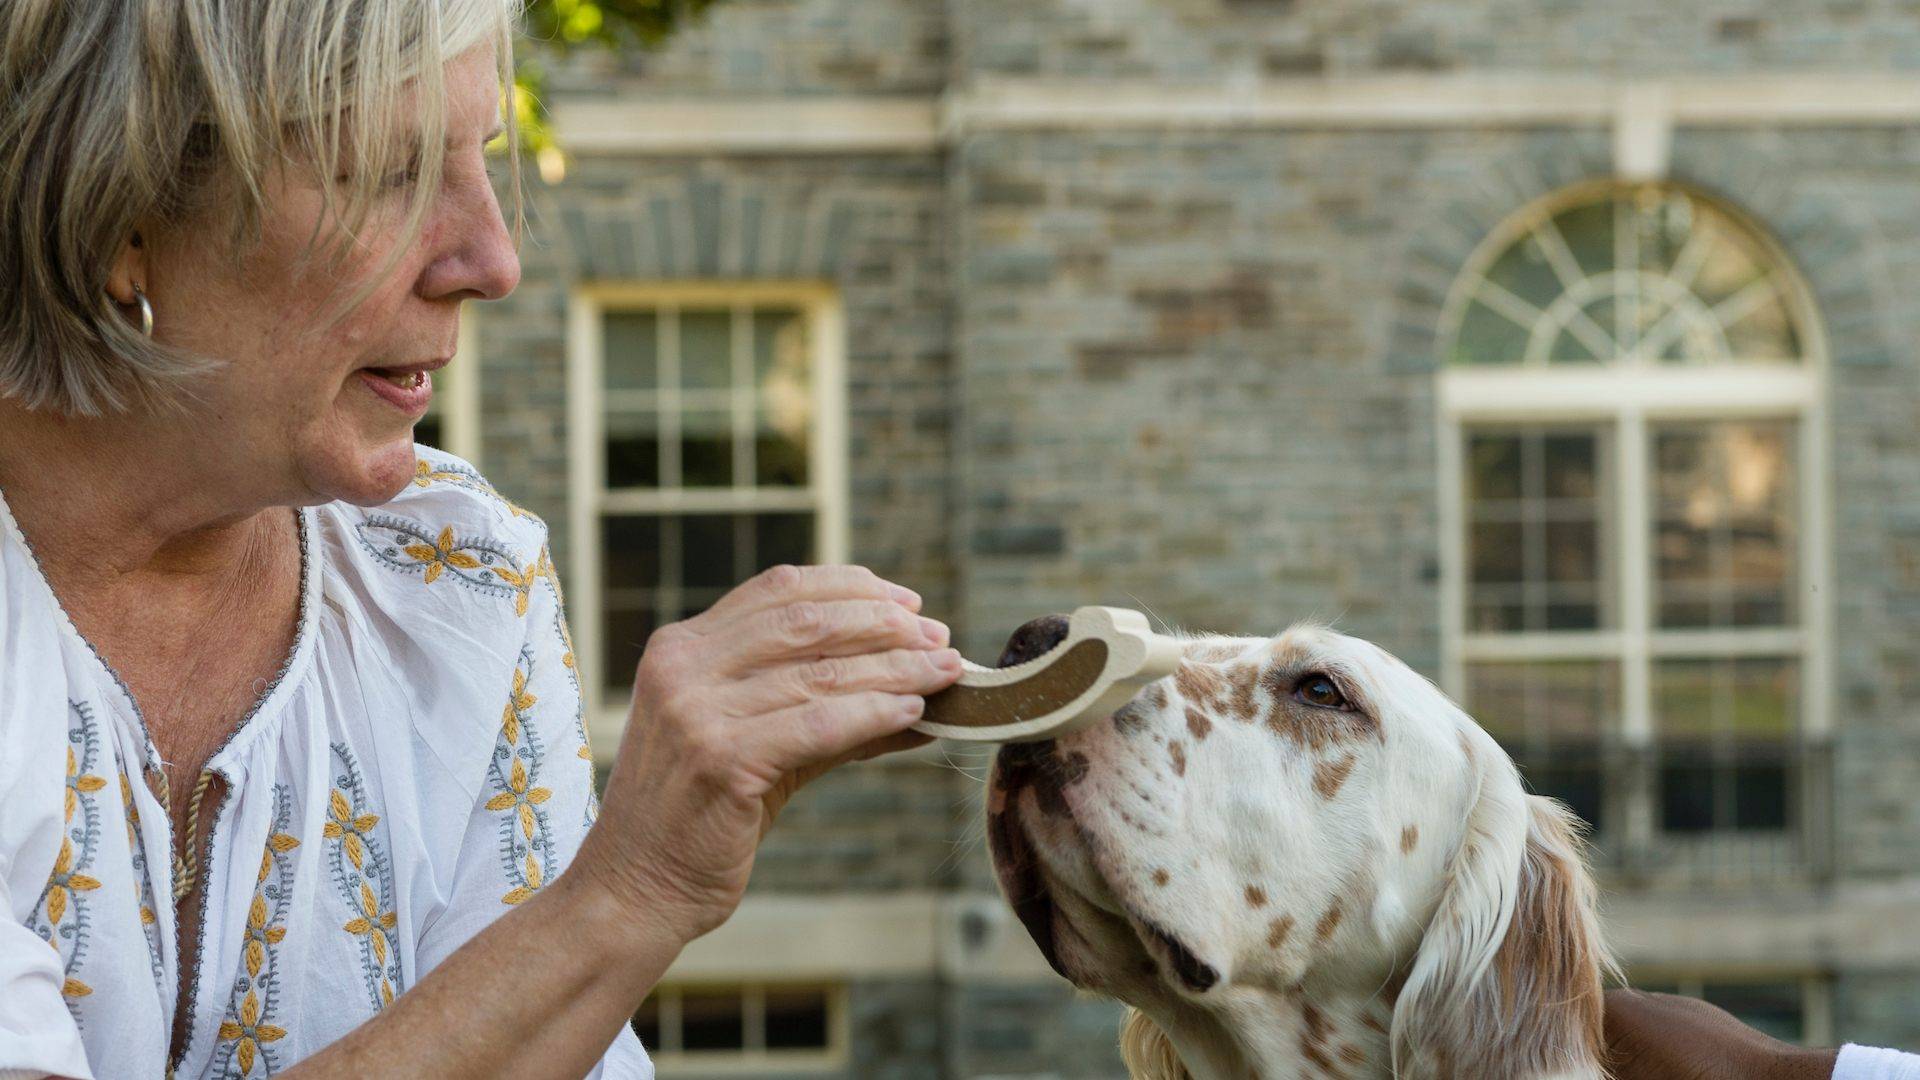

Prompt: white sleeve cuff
xmin=1836 ymin=1044 xmax=1920 ymax=1080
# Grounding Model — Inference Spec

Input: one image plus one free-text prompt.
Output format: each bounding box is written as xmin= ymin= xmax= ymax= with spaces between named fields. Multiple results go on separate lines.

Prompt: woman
xmin=0 ymin=2 xmax=962 ymax=1077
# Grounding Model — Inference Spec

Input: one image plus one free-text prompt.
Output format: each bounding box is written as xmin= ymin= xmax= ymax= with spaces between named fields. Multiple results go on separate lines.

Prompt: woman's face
xmin=143 ymin=43 xmax=519 ymax=508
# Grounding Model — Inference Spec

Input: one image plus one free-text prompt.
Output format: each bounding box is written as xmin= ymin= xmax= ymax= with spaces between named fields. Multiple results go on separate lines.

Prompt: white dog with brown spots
xmin=986 ymin=617 xmax=1616 ymax=1080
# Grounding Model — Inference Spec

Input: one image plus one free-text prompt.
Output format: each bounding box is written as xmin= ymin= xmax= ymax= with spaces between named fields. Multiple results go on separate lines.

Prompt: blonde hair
xmin=0 ymin=0 xmax=523 ymax=416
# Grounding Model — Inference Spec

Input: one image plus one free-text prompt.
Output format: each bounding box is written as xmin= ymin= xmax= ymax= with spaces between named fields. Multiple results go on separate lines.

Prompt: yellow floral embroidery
xmin=64 ymin=745 xmax=107 ymax=825
xmin=33 ymin=710 xmax=109 ymax=1001
xmin=403 ymin=525 xmax=483 ymax=585
xmin=489 ymin=558 xmax=539 ymax=617
xmin=484 ymin=758 xmax=553 ymax=842
xmin=324 ymin=744 xmax=404 ymax=1011
xmin=217 ymin=990 xmax=287 ymax=1075
xmin=342 ymin=880 xmax=399 ymax=1001
xmin=489 ymin=650 xmax=557 ymax=906
xmin=322 ymin=789 xmax=380 ymax=871
xmin=411 ymin=458 xmax=536 ymax=518
xmin=217 ymin=786 xmax=299 ymax=1075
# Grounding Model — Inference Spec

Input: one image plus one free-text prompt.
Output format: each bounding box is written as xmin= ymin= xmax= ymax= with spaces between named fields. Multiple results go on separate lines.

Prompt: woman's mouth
xmin=357 ymin=367 xmax=433 ymax=414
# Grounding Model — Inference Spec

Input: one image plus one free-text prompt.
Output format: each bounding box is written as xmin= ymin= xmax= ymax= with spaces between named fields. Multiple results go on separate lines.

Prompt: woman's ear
xmin=1120 ymin=1007 xmax=1193 ymax=1080
xmin=105 ymin=229 xmax=148 ymax=306
xmin=1391 ymin=728 xmax=1615 ymax=1079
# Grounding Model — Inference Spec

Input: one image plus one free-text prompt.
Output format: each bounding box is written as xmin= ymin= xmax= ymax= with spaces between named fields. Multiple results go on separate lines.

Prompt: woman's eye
xmin=1294 ymin=674 xmax=1349 ymax=710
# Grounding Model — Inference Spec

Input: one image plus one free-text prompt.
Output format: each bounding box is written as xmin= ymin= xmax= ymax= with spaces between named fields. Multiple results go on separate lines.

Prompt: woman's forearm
xmin=282 ymin=872 xmax=679 ymax=1078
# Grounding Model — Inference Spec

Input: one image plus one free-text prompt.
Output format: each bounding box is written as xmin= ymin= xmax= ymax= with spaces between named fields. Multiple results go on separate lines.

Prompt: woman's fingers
xmin=711 ymin=599 xmax=950 ymax=675
xmin=694 ymin=563 xmax=921 ymax=629
xmin=726 ymin=647 xmax=963 ymax=714
xmin=740 ymin=691 xmax=932 ymax=775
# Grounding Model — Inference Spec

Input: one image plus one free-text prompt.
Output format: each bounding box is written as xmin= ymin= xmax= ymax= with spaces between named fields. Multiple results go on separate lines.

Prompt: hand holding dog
xmin=575 ymin=564 xmax=963 ymax=945
xmin=1605 ymin=989 xmax=1839 ymax=1080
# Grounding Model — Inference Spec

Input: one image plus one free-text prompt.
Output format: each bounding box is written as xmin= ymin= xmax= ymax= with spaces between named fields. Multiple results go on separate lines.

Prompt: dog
xmin=985 ymin=616 xmax=1615 ymax=1080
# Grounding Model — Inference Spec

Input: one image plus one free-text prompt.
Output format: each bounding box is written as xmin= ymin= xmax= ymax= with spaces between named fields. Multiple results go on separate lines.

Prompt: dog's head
xmin=986 ymin=618 xmax=1613 ymax=1080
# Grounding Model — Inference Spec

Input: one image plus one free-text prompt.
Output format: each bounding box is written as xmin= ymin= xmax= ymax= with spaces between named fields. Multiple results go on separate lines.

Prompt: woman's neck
xmin=0 ymin=397 xmax=287 ymax=608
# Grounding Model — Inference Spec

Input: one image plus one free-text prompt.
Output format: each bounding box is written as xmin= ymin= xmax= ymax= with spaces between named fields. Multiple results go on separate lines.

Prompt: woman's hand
xmin=576 ymin=564 xmax=964 ymax=945
xmin=1605 ymin=989 xmax=1838 ymax=1080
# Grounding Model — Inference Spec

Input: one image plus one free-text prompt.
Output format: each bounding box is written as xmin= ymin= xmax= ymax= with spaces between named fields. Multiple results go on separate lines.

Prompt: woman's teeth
xmin=375 ymin=370 xmax=426 ymax=389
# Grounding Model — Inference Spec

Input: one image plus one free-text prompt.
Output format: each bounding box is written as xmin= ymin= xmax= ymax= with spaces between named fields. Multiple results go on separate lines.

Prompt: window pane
xmin=1484 ymin=234 xmax=1562 ymax=311
xmin=755 ymin=513 xmax=814 ymax=569
xmin=681 ymin=514 xmax=741 ymax=589
xmin=1660 ymin=759 xmax=1718 ymax=833
xmin=763 ymin=987 xmax=831 ymax=1050
xmin=756 ymin=408 xmax=811 ymax=487
xmin=1542 ymin=434 xmax=1598 ymax=498
xmin=679 ymin=988 xmax=746 ymax=1052
xmin=1470 ymin=521 xmax=1524 ymax=584
xmin=1466 ymin=426 xmax=1609 ymax=632
xmin=602 ymin=517 xmax=662 ymax=591
xmin=605 ymin=312 xmax=659 ymax=390
xmin=681 ymin=408 xmax=734 ymax=487
xmin=754 ymin=310 xmax=810 ymax=391
xmin=602 ymin=605 xmax=655 ymax=693
xmin=1733 ymin=764 xmax=1790 ymax=830
xmin=1450 ymin=298 xmax=1529 ymax=366
xmin=678 ymin=311 xmax=733 ymax=391
xmin=1653 ymin=421 xmax=1796 ymax=629
xmin=1468 ymin=434 xmax=1523 ymax=501
xmin=1702 ymin=982 xmax=1804 ymax=1044
xmin=606 ymin=409 xmax=661 ymax=489
xmin=1554 ymin=199 xmax=1616 ymax=277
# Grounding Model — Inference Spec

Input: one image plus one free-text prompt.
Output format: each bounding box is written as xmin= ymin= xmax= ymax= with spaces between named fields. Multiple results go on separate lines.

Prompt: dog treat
xmin=915 ymin=606 xmax=1182 ymax=743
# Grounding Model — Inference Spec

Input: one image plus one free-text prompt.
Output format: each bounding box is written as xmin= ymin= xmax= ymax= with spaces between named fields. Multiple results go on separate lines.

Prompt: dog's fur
xmin=985 ymin=622 xmax=1616 ymax=1080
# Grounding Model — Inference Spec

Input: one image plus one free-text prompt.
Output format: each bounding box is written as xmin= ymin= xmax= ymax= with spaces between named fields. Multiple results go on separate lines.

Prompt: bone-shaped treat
xmin=914 ymin=606 xmax=1183 ymax=743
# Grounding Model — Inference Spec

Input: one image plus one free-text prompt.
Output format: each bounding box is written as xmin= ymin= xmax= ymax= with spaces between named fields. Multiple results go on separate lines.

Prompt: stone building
xmin=425 ymin=1 xmax=1920 ymax=1074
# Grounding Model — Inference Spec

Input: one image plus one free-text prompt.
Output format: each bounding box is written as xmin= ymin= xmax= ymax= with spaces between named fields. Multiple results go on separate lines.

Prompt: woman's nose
xmin=998 ymin=614 xmax=1071 ymax=667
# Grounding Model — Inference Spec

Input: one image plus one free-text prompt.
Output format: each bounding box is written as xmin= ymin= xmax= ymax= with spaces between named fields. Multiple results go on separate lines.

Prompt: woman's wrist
xmin=546 ymin=855 xmax=697 ymax=993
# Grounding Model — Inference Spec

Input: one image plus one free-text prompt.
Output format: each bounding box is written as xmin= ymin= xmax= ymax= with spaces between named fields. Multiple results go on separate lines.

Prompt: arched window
xmin=1437 ymin=183 xmax=1830 ymax=884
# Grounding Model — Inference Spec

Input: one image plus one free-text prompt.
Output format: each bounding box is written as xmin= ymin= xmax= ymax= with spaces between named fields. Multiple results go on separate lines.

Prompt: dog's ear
xmin=1391 ymin=730 xmax=1615 ymax=1080
xmin=1120 ymin=1008 xmax=1193 ymax=1080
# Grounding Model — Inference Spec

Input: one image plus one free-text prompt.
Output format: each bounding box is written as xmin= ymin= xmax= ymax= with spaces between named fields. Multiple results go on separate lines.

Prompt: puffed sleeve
xmin=0 ymin=872 xmax=92 ymax=1080
xmin=1836 ymin=1045 xmax=1920 ymax=1080
xmin=411 ymin=538 xmax=653 ymax=1078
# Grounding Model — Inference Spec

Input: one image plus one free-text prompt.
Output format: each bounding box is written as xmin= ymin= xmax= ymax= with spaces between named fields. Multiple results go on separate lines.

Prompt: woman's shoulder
xmin=313 ymin=446 xmax=556 ymax=637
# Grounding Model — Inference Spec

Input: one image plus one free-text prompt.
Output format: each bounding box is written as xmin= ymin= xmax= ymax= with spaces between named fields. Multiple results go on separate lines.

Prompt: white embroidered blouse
xmin=0 ymin=448 xmax=652 ymax=1080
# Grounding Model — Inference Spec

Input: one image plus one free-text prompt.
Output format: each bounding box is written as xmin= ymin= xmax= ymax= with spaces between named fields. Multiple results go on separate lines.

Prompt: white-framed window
xmin=1437 ymin=181 xmax=1832 ymax=882
xmin=632 ymin=981 xmax=848 ymax=1072
xmin=1631 ymin=973 xmax=1834 ymax=1046
xmin=416 ymin=307 xmax=483 ymax=464
xmin=568 ymin=283 xmax=849 ymax=749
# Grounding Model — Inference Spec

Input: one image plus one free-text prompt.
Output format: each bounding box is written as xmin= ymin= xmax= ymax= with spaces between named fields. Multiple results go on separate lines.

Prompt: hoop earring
xmin=133 ymin=286 xmax=153 ymax=338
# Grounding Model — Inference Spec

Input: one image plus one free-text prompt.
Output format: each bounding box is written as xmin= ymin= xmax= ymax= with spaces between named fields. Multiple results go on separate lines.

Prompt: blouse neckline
xmin=0 ymin=486 xmax=323 ymax=776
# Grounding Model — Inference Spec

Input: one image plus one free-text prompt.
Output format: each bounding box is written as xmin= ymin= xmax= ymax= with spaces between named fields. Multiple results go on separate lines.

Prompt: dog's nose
xmin=998 ymin=614 xmax=1072 ymax=667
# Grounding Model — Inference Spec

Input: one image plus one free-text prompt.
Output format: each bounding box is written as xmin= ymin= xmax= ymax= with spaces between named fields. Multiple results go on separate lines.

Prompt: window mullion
xmin=1619 ymin=407 xmax=1656 ymax=856
xmin=1620 ymin=408 xmax=1653 ymax=746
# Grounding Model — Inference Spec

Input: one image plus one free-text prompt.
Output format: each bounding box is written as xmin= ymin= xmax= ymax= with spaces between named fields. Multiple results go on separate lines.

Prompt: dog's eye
xmin=1294 ymin=674 xmax=1350 ymax=710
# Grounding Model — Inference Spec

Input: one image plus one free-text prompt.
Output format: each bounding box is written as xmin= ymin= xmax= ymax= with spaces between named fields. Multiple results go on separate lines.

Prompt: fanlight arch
xmin=1440 ymin=182 xmax=1820 ymax=369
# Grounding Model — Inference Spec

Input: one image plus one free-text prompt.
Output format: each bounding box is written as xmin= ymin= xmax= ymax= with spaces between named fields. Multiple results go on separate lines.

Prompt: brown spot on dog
xmin=1142 ymin=682 xmax=1168 ymax=710
xmin=1168 ymin=741 xmax=1186 ymax=777
xmin=1152 ymin=868 xmax=1170 ymax=887
xmin=1400 ymin=824 xmax=1419 ymax=854
xmin=1261 ymin=666 xmax=1382 ymax=750
xmin=1266 ymin=916 xmax=1294 ymax=949
xmin=1185 ymin=707 xmax=1213 ymax=741
xmin=1226 ymin=664 xmax=1260 ymax=720
xmin=1301 ymin=1001 xmax=1332 ymax=1044
xmin=1301 ymin=1040 xmax=1339 ymax=1076
xmin=1313 ymin=753 xmax=1356 ymax=799
xmin=1339 ymin=1043 xmax=1367 ymax=1066
xmin=1360 ymin=1012 xmax=1388 ymax=1035
xmin=1174 ymin=662 xmax=1224 ymax=705
xmin=1314 ymin=902 xmax=1344 ymax=942
xmin=1245 ymin=885 xmax=1267 ymax=908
